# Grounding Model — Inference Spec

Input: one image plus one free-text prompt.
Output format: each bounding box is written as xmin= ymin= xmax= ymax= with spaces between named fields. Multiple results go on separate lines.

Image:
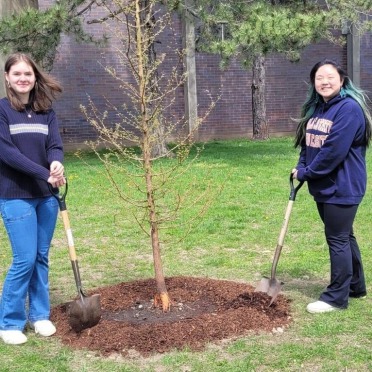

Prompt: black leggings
xmin=316 ymin=203 xmax=366 ymax=308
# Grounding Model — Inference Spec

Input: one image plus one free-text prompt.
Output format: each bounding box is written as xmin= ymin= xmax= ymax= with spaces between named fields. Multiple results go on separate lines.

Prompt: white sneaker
xmin=306 ymin=300 xmax=339 ymax=314
xmin=31 ymin=320 xmax=56 ymax=337
xmin=0 ymin=330 xmax=28 ymax=345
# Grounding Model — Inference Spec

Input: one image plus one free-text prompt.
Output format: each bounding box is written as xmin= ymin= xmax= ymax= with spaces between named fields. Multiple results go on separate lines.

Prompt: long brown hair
xmin=4 ymin=53 xmax=62 ymax=112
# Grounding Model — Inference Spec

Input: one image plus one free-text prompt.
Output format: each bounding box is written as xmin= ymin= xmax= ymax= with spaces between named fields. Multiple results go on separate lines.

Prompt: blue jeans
xmin=0 ymin=197 xmax=58 ymax=331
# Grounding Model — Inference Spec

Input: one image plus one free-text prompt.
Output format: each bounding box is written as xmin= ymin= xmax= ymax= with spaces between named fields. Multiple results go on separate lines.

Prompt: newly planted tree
xmin=0 ymin=0 xmax=216 ymax=310
xmin=81 ymin=0 xmax=216 ymax=311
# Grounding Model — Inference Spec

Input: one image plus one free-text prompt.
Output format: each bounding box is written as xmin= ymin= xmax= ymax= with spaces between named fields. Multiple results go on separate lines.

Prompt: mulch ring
xmin=51 ymin=276 xmax=292 ymax=357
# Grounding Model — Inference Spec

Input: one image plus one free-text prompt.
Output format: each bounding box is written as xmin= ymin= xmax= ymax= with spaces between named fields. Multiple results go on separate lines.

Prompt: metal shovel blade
xmin=255 ymin=277 xmax=283 ymax=305
xmin=68 ymin=293 xmax=101 ymax=333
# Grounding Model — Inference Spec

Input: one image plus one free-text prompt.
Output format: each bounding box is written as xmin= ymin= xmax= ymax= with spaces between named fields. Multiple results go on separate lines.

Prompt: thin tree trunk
xmin=251 ymin=54 xmax=268 ymax=140
xmin=136 ymin=0 xmax=170 ymax=311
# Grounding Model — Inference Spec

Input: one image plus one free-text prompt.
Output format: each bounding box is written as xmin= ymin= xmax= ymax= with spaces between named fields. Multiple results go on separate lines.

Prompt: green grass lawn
xmin=0 ymin=137 xmax=371 ymax=371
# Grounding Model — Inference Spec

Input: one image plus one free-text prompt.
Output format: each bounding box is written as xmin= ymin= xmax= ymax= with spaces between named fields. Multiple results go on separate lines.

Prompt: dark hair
xmin=4 ymin=53 xmax=62 ymax=112
xmin=309 ymin=58 xmax=347 ymax=86
xmin=294 ymin=58 xmax=372 ymax=147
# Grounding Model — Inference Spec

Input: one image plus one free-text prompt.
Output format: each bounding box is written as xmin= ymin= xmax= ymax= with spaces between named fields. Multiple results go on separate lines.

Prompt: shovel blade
xmin=68 ymin=293 xmax=101 ymax=332
xmin=254 ymin=277 xmax=283 ymax=305
xmin=254 ymin=277 xmax=271 ymax=293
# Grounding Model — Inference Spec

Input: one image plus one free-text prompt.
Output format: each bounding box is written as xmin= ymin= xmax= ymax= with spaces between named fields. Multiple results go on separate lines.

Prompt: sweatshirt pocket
xmin=309 ymin=176 xmax=337 ymax=198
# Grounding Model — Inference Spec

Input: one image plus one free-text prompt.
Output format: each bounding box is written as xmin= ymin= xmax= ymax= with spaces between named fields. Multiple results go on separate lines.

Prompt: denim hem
xmin=28 ymin=316 xmax=50 ymax=323
xmin=0 ymin=326 xmax=25 ymax=331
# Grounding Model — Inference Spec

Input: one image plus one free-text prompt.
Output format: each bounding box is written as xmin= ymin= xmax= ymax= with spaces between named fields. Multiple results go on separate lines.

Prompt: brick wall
xmin=39 ymin=1 xmax=357 ymax=150
xmin=360 ymin=33 xmax=372 ymax=95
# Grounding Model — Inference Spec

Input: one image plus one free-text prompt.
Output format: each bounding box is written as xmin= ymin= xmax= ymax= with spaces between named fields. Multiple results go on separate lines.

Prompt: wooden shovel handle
xmin=270 ymin=174 xmax=304 ymax=279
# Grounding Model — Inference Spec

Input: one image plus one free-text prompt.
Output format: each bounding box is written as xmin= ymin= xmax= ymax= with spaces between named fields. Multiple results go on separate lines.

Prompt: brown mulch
xmin=51 ymin=276 xmax=292 ymax=357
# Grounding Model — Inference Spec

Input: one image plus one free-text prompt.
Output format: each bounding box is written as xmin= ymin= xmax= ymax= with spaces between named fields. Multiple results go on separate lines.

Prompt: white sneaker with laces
xmin=0 ymin=330 xmax=28 ymax=345
xmin=306 ymin=300 xmax=339 ymax=314
xmin=31 ymin=320 xmax=56 ymax=337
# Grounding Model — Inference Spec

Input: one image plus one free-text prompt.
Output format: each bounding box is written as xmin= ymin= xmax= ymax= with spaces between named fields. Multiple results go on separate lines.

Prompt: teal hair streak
xmin=294 ymin=86 xmax=318 ymax=147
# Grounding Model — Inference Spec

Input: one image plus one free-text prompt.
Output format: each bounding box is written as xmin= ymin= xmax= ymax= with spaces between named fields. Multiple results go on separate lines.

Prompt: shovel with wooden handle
xmin=255 ymin=173 xmax=304 ymax=305
xmin=49 ymin=181 xmax=101 ymax=332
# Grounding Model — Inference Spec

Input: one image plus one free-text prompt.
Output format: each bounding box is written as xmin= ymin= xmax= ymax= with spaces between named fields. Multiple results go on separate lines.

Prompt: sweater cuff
xmin=40 ymin=168 xmax=51 ymax=182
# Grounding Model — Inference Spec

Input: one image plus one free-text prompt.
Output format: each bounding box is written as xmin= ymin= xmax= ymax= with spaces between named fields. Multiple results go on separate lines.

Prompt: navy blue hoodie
xmin=296 ymin=94 xmax=367 ymax=205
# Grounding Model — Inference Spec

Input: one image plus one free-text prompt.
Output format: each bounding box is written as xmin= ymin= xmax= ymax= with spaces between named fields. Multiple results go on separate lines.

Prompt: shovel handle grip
xmin=48 ymin=181 xmax=68 ymax=211
xmin=289 ymin=173 xmax=304 ymax=201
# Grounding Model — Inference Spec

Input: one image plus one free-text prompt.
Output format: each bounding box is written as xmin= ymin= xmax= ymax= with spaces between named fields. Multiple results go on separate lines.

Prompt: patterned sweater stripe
xmin=10 ymin=123 xmax=49 ymax=135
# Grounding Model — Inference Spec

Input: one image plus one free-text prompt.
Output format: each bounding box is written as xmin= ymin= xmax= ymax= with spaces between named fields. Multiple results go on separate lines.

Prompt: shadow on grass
xmin=282 ymin=277 xmax=327 ymax=298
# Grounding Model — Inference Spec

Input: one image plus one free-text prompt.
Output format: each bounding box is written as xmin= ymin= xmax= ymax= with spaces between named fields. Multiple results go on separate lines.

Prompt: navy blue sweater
xmin=0 ymin=98 xmax=64 ymax=198
xmin=296 ymin=95 xmax=367 ymax=205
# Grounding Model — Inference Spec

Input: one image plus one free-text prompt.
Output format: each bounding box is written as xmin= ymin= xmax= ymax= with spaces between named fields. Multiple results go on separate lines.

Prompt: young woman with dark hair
xmin=292 ymin=59 xmax=371 ymax=313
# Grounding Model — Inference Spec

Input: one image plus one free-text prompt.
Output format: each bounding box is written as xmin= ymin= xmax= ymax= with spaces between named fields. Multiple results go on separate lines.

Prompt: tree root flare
xmin=154 ymin=292 xmax=171 ymax=312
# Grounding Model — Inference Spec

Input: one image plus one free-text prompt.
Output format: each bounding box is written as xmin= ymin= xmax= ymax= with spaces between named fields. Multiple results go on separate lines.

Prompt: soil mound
xmin=51 ymin=276 xmax=291 ymax=356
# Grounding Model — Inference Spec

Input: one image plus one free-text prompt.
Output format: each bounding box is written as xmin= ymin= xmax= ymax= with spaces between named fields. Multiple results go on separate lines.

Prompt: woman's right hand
xmin=48 ymin=175 xmax=66 ymax=188
xmin=48 ymin=160 xmax=66 ymax=187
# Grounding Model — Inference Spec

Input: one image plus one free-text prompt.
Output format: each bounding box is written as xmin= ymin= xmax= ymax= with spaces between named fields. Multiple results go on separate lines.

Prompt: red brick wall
xmin=39 ymin=1 xmax=354 ymax=150
xmin=360 ymin=33 xmax=372 ymax=96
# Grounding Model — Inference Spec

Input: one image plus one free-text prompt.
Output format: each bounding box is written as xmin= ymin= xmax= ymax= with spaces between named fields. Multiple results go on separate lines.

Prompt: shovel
xmin=255 ymin=173 xmax=304 ymax=305
xmin=49 ymin=181 xmax=101 ymax=332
